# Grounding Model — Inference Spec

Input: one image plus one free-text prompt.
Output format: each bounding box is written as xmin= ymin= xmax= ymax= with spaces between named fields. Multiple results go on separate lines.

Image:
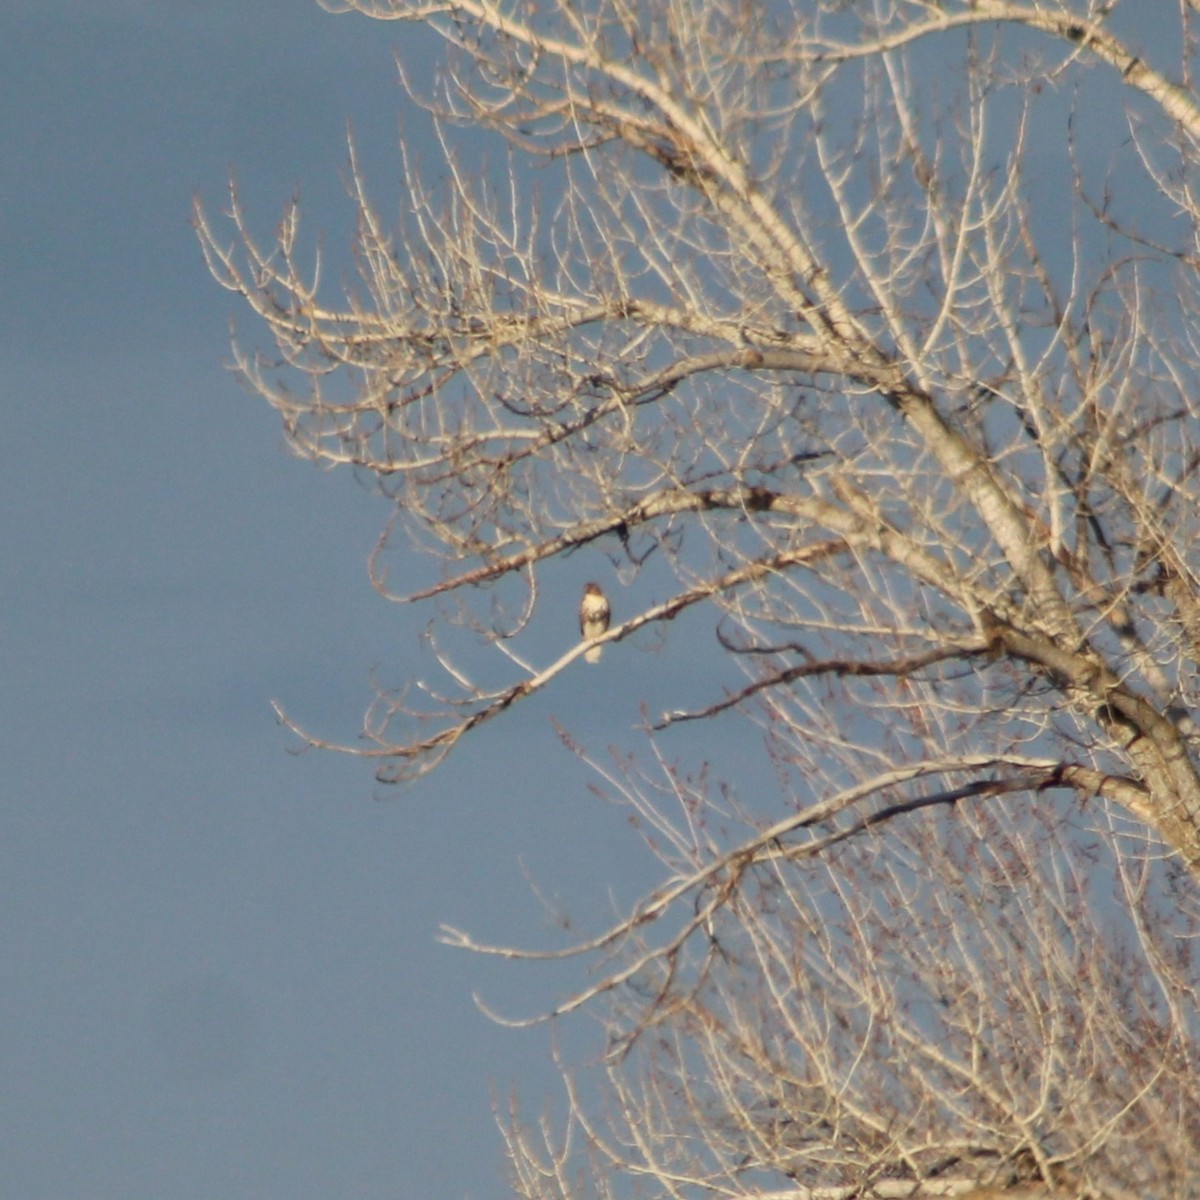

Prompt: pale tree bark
xmin=198 ymin=2 xmax=1200 ymax=1196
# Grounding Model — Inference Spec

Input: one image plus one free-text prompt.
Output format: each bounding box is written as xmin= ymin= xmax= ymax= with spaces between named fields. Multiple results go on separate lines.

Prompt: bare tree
xmin=197 ymin=2 xmax=1200 ymax=1196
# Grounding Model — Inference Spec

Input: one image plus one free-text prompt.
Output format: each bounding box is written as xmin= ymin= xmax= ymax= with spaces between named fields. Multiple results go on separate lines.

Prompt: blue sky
xmin=1 ymin=4 xmax=672 ymax=1197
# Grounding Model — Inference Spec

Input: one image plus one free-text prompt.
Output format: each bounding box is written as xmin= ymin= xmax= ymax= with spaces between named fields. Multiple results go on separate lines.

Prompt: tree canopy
xmin=199 ymin=3 xmax=1200 ymax=1196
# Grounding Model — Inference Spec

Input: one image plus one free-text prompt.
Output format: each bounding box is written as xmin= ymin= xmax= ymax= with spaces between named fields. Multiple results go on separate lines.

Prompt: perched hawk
xmin=580 ymin=581 xmax=611 ymax=663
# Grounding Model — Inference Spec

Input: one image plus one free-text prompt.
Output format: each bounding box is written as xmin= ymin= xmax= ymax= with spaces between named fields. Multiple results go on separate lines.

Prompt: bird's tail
xmin=585 ymin=645 xmax=602 ymax=664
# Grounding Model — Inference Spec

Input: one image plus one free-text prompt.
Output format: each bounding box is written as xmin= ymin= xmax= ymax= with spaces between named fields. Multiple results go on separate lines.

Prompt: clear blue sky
xmin=1 ymin=4 xmax=672 ymax=1197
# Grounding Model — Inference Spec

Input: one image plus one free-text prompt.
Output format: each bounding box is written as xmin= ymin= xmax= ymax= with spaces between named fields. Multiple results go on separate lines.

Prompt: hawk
xmin=580 ymin=581 xmax=611 ymax=663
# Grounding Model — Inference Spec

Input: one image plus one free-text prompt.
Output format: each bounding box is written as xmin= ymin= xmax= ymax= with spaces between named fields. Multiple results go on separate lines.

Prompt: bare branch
xmin=204 ymin=2 xmax=1200 ymax=1194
